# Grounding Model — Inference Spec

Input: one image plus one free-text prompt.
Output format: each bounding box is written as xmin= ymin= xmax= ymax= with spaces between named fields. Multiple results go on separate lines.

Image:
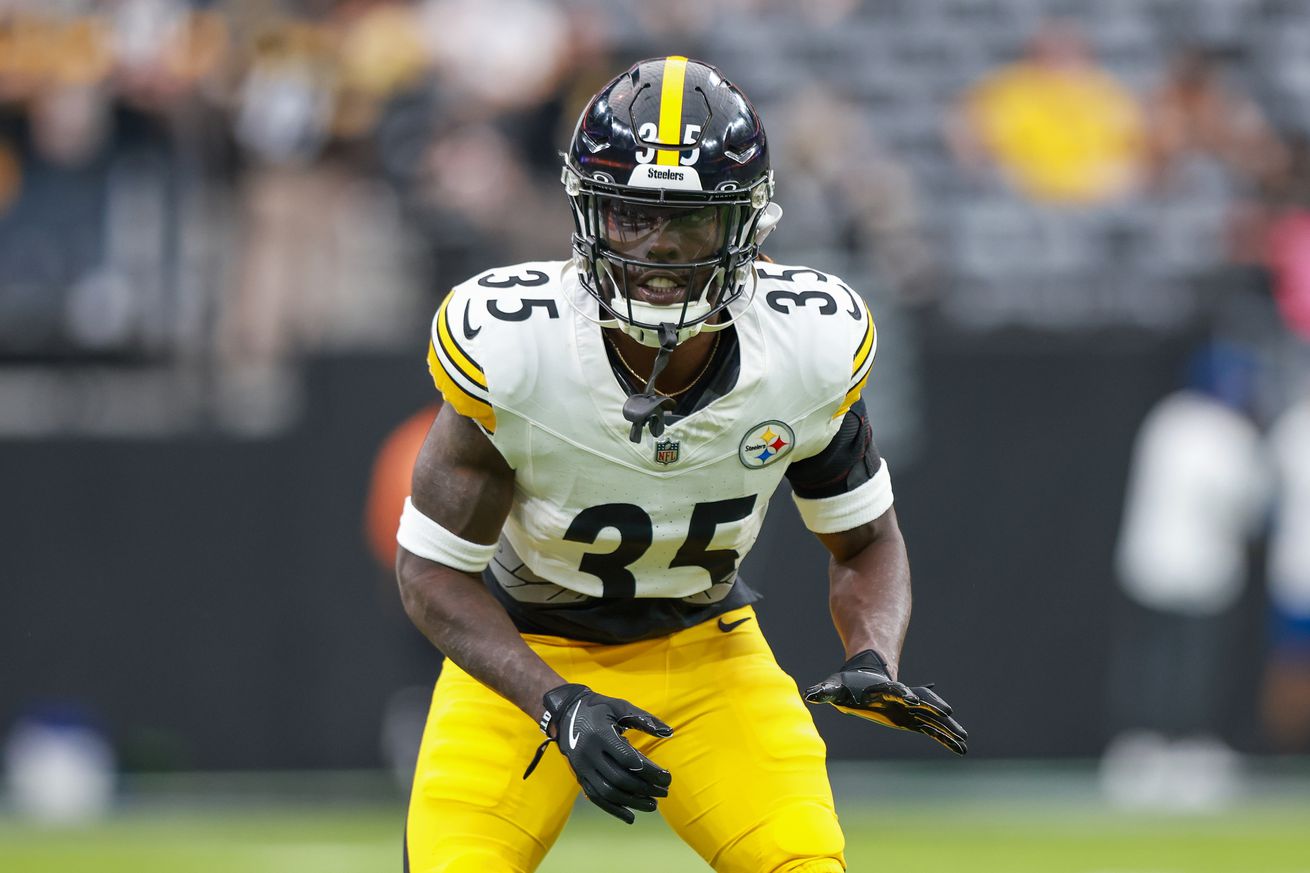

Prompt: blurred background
xmin=3 ymin=0 xmax=1310 ymax=870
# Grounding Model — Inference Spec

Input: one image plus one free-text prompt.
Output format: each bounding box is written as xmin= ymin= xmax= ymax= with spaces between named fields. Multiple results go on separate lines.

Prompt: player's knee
xmin=433 ymin=855 xmax=522 ymax=873
xmin=722 ymin=802 xmax=844 ymax=873
xmin=406 ymin=819 xmax=541 ymax=873
xmin=408 ymin=847 xmax=528 ymax=873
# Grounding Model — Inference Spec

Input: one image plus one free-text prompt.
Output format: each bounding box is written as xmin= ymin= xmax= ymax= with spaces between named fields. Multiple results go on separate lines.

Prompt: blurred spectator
xmin=380 ymin=107 xmax=566 ymax=295
xmin=417 ymin=0 xmax=570 ymax=114
xmin=0 ymin=135 xmax=18 ymax=215
xmin=332 ymin=1 xmax=428 ymax=139
xmin=5 ymin=703 xmax=115 ymax=825
xmin=380 ymin=0 xmax=588 ymax=293
xmin=772 ymin=86 xmax=932 ymax=302
xmin=1102 ymin=342 xmax=1268 ymax=811
xmin=0 ymin=5 xmax=223 ymax=361
xmin=1262 ymin=392 xmax=1310 ymax=753
xmin=0 ymin=84 xmax=148 ymax=358
xmin=231 ymin=16 xmax=335 ymax=165
xmin=946 ymin=19 xmax=1145 ymax=206
xmin=1263 ymin=137 xmax=1310 ymax=342
xmin=1144 ymin=48 xmax=1287 ymax=194
xmin=218 ymin=9 xmax=427 ymax=379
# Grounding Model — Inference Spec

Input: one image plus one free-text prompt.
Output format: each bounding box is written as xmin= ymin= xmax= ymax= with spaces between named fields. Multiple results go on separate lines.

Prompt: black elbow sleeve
xmin=786 ymin=399 xmax=882 ymax=500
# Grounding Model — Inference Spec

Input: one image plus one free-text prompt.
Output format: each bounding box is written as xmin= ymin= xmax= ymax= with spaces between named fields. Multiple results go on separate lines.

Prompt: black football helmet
xmin=562 ymin=57 xmax=778 ymax=349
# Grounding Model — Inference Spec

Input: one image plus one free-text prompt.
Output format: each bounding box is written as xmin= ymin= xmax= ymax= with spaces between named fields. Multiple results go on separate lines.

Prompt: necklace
xmin=607 ymin=332 xmax=721 ymax=398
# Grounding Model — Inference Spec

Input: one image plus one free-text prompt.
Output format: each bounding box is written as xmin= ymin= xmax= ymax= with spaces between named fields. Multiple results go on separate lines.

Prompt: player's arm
xmin=396 ymin=403 xmax=673 ymax=822
xmin=789 ymin=402 xmax=968 ymax=754
xmin=817 ymin=507 xmax=911 ymax=673
xmin=395 ymin=403 xmax=563 ymax=719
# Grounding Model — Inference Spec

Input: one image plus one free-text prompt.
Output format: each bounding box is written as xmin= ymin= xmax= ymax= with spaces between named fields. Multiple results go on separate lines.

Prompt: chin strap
xmin=621 ymin=323 xmax=679 ymax=443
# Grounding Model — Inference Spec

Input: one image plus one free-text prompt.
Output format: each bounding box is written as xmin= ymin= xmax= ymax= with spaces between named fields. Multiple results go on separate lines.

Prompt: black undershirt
xmin=601 ymin=325 xmax=741 ymax=420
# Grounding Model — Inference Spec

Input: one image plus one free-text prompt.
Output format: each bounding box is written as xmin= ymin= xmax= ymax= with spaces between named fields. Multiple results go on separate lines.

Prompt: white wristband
xmin=396 ymin=497 xmax=497 ymax=573
xmin=792 ymin=462 xmax=894 ymax=535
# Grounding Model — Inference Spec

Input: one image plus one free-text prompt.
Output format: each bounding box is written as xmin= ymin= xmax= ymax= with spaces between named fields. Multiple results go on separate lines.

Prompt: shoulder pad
xmin=426 ymin=262 xmax=569 ymax=431
xmin=428 ymin=282 xmax=496 ymax=432
xmin=750 ymin=261 xmax=876 ymax=418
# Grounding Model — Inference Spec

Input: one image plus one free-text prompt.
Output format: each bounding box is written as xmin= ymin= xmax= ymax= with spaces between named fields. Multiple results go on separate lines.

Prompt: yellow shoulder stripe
xmin=656 ymin=56 xmax=688 ymax=166
xmin=851 ymin=306 xmax=875 ymax=377
xmin=436 ymin=295 xmax=486 ymax=390
xmin=428 ymin=341 xmax=496 ymax=432
xmin=834 ymin=369 xmax=870 ymax=420
xmin=839 ymin=301 xmax=875 ymax=419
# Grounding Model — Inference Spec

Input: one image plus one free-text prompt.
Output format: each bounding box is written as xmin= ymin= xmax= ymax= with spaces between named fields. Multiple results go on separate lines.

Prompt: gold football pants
xmin=405 ymin=606 xmax=845 ymax=872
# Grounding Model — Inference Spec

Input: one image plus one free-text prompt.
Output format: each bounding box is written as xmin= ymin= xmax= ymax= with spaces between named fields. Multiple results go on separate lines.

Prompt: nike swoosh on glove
xmin=804 ymin=650 xmax=968 ymax=755
xmin=524 ymin=683 xmax=673 ymax=823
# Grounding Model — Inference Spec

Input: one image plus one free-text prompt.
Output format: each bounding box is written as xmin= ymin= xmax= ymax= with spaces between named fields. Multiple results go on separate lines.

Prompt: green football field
xmin=2 ymin=767 xmax=1308 ymax=872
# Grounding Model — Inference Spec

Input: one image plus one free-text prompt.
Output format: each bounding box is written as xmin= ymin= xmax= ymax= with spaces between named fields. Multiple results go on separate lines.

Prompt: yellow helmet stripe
xmin=656 ymin=55 xmax=689 ymax=166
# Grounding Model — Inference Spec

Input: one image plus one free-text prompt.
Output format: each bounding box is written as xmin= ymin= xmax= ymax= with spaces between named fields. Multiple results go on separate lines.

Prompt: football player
xmin=396 ymin=57 xmax=967 ymax=873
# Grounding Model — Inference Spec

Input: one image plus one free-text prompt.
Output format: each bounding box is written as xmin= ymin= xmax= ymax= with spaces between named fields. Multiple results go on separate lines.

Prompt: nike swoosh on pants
xmin=718 ymin=615 xmax=752 ymax=632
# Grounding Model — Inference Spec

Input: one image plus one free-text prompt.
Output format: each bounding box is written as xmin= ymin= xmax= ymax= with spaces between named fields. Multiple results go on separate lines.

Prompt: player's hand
xmin=804 ymin=650 xmax=968 ymax=756
xmin=533 ymin=683 xmax=673 ymax=824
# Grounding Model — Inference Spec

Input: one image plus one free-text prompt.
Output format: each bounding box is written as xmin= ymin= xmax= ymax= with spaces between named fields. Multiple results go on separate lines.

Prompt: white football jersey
xmin=426 ymin=259 xmax=882 ymax=603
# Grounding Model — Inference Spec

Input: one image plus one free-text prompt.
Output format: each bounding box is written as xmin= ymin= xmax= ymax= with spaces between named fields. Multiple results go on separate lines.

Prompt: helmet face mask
xmin=562 ymin=57 xmax=774 ymax=348
xmin=589 ymin=198 xmax=749 ymax=345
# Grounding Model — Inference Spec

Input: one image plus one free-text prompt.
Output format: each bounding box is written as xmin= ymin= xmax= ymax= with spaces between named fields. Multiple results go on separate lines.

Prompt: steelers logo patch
xmin=738 ymin=420 xmax=795 ymax=469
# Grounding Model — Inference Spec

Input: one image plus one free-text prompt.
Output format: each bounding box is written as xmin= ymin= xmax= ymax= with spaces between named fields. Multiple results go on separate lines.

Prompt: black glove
xmin=804 ymin=650 xmax=968 ymax=756
xmin=523 ymin=683 xmax=673 ymax=824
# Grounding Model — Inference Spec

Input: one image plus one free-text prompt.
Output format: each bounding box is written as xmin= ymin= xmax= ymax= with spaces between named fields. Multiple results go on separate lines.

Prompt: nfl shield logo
xmin=654 ymin=438 xmax=680 ymax=465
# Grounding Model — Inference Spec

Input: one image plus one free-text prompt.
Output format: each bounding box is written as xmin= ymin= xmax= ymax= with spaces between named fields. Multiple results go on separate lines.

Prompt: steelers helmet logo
xmin=738 ymin=420 xmax=795 ymax=469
